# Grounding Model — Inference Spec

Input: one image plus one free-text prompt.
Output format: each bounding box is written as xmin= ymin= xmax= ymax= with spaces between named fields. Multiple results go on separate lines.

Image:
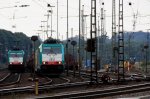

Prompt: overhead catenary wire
xmin=1 ymin=0 xmax=150 ymax=39
xmin=32 ymin=0 xmax=47 ymax=10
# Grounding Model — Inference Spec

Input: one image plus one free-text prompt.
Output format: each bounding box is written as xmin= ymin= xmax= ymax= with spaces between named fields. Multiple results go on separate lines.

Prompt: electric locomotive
xmin=8 ymin=48 xmax=25 ymax=72
xmin=35 ymin=38 xmax=65 ymax=75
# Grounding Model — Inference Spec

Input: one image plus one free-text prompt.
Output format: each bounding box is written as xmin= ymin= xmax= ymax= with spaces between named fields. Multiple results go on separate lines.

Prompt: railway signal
xmin=31 ymin=36 xmax=38 ymax=42
xmin=71 ymin=41 xmax=77 ymax=77
xmin=144 ymin=44 xmax=149 ymax=73
xmin=90 ymin=0 xmax=98 ymax=84
xmin=86 ymin=39 xmax=95 ymax=52
xmin=31 ymin=36 xmax=38 ymax=80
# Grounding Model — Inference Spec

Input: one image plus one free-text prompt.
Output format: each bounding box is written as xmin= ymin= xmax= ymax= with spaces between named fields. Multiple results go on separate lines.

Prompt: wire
xmin=32 ymin=0 xmax=46 ymax=10
xmin=0 ymin=13 xmax=10 ymax=20
xmin=145 ymin=0 xmax=150 ymax=3
xmin=0 ymin=6 xmax=16 ymax=9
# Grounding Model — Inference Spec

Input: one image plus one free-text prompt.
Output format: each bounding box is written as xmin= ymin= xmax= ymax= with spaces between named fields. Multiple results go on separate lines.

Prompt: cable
xmin=0 ymin=13 xmax=10 ymax=20
xmin=32 ymin=0 xmax=46 ymax=10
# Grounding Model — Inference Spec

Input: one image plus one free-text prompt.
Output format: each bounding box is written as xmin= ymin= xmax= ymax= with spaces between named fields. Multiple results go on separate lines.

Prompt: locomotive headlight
xmin=43 ymin=62 xmax=45 ymax=64
xmin=20 ymin=62 xmax=22 ymax=64
xmin=58 ymin=61 xmax=61 ymax=64
xmin=10 ymin=62 xmax=12 ymax=64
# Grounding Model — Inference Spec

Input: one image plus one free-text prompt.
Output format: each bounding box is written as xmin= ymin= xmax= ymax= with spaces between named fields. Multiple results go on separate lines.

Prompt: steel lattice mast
xmin=90 ymin=0 xmax=98 ymax=83
xmin=118 ymin=0 xmax=125 ymax=81
xmin=100 ymin=7 xmax=104 ymax=69
xmin=112 ymin=0 xmax=117 ymax=71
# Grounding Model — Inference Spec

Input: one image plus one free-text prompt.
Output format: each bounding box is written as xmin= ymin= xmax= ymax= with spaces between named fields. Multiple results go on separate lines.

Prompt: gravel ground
xmin=0 ymin=71 xmax=9 ymax=80
xmin=1 ymin=80 xmax=150 ymax=99
xmin=99 ymin=91 xmax=150 ymax=99
xmin=0 ymin=71 xmax=150 ymax=99
xmin=0 ymin=73 xmax=50 ymax=89
xmin=18 ymin=73 xmax=50 ymax=87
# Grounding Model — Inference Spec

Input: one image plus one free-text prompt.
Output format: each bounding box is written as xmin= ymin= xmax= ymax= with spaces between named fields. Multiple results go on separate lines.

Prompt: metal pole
xmin=51 ymin=8 xmax=52 ymax=37
xmin=66 ymin=0 xmax=69 ymax=76
xmin=85 ymin=16 xmax=88 ymax=70
xmin=145 ymin=31 xmax=149 ymax=73
xmin=101 ymin=7 xmax=104 ymax=69
xmin=146 ymin=48 xmax=147 ymax=73
xmin=47 ymin=12 xmax=49 ymax=38
xmin=78 ymin=0 xmax=81 ymax=76
xmin=85 ymin=15 xmax=87 ymax=70
xmin=0 ymin=44 xmax=2 ymax=63
xmin=90 ymin=14 xmax=92 ymax=84
xmin=112 ymin=0 xmax=117 ymax=71
xmin=73 ymin=45 xmax=75 ymax=77
xmin=118 ymin=0 xmax=125 ymax=81
xmin=47 ymin=4 xmax=55 ymax=38
xmin=34 ymin=41 xmax=35 ymax=80
xmin=98 ymin=16 xmax=100 ymax=70
xmin=71 ymin=28 xmax=73 ymax=55
xmin=35 ymin=78 xmax=39 ymax=95
xmin=57 ymin=0 xmax=59 ymax=40
xmin=81 ymin=5 xmax=84 ymax=69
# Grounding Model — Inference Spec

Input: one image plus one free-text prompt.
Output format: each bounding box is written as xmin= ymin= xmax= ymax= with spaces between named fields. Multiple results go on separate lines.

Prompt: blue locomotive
xmin=35 ymin=38 xmax=65 ymax=75
xmin=8 ymin=49 xmax=25 ymax=72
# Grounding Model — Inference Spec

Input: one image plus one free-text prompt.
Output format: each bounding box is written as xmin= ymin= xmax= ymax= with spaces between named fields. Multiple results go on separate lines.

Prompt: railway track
xmin=0 ymin=73 xmax=21 ymax=87
xmin=0 ymin=77 xmax=148 ymax=97
xmin=0 ymin=71 xmax=150 ymax=98
xmin=36 ymin=82 xmax=150 ymax=99
xmin=39 ymin=77 xmax=53 ymax=86
xmin=0 ymin=74 xmax=150 ymax=99
xmin=51 ymin=77 xmax=70 ymax=85
xmin=0 ymin=73 xmax=10 ymax=82
xmin=0 ymin=73 xmax=84 ymax=95
xmin=69 ymin=70 xmax=150 ymax=83
xmin=0 ymin=80 xmax=90 ymax=95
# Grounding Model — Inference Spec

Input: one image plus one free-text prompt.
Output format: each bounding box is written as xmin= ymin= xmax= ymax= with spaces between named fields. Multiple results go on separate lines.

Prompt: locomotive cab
xmin=8 ymin=48 xmax=25 ymax=72
xmin=35 ymin=38 xmax=65 ymax=75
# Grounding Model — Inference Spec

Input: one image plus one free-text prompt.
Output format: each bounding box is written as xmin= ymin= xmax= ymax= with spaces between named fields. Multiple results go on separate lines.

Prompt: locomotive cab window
xmin=10 ymin=53 xmax=23 ymax=57
xmin=43 ymin=47 xmax=61 ymax=54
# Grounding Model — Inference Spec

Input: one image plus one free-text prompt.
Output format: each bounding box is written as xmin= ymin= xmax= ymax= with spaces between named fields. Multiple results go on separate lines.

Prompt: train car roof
xmin=8 ymin=50 xmax=24 ymax=54
xmin=43 ymin=38 xmax=61 ymax=44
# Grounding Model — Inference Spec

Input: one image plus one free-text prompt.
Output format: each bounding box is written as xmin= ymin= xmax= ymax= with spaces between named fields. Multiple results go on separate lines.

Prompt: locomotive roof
xmin=12 ymin=47 xmax=20 ymax=50
xmin=43 ymin=38 xmax=61 ymax=44
xmin=8 ymin=50 xmax=24 ymax=54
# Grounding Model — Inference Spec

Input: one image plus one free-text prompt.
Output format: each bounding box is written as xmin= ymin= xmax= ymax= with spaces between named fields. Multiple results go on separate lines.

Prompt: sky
xmin=0 ymin=0 xmax=150 ymax=41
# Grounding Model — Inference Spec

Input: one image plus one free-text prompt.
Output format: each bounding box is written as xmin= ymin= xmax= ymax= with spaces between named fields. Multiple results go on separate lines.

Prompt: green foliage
xmin=62 ymin=31 xmax=150 ymax=67
xmin=0 ymin=29 xmax=41 ymax=63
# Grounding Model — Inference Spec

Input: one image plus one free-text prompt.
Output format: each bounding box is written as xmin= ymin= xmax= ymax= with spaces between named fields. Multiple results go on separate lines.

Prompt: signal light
xmin=86 ymin=39 xmax=95 ymax=52
xmin=31 ymin=36 xmax=38 ymax=41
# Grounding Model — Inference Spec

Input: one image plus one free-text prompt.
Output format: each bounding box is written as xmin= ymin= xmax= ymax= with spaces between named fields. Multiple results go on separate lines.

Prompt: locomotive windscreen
xmin=42 ymin=46 xmax=62 ymax=62
xmin=43 ymin=47 xmax=61 ymax=54
xmin=10 ymin=53 xmax=23 ymax=57
xmin=9 ymin=53 xmax=24 ymax=63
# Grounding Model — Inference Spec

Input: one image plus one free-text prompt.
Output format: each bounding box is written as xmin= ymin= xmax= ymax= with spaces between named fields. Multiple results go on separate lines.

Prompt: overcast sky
xmin=0 ymin=0 xmax=150 ymax=41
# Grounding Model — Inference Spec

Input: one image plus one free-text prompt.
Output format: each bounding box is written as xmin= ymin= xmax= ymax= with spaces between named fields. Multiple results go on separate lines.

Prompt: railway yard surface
xmin=1 ymin=0 xmax=150 ymax=98
xmin=0 ymin=66 xmax=150 ymax=99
